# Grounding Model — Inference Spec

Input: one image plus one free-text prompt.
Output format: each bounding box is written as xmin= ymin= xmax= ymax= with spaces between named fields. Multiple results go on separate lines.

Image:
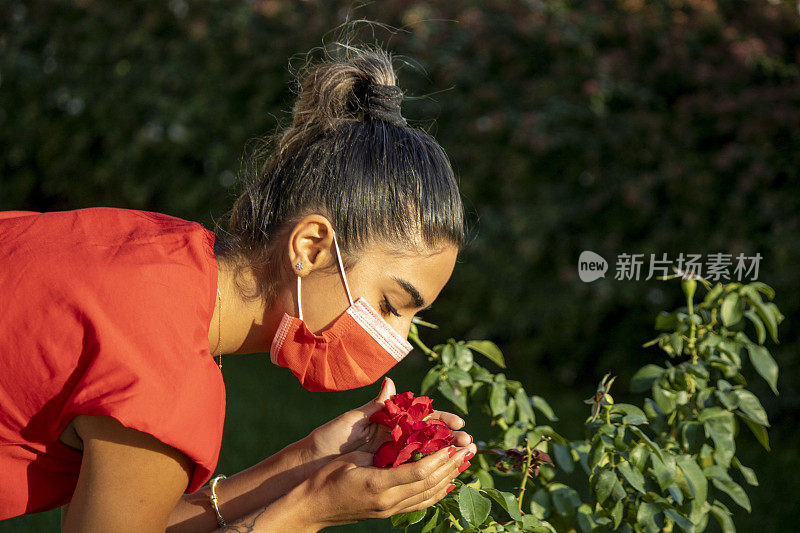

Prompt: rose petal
xmin=393 ymin=442 xmax=422 ymax=467
xmin=374 ymin=441 xmax=405 ymax=468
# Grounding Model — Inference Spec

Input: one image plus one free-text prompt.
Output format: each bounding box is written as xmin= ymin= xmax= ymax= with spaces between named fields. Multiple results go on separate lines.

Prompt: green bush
xmin=394 ymin=274 xmax=782 ymax=531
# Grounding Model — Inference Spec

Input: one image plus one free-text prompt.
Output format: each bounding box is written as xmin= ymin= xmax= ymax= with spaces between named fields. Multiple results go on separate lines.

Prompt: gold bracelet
xmin=209 ymin=474 xmax=228 ymax=527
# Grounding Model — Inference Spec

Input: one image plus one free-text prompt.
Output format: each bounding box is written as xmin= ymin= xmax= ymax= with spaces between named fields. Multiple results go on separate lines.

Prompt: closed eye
xmin=381 ymin=297 xmax=402 ymax=318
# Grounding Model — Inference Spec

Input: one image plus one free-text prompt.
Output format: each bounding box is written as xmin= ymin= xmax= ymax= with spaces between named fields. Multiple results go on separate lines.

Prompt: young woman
xmin=0 ymin=46 xmax=477 ymax=532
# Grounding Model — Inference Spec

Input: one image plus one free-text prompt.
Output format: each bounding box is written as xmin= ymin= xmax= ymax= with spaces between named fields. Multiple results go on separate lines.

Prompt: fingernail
xmin=381 ymin=377 xmax=387 ymax=389
xmin=446 ymin=483 xmax=456 ymax=494
xmin=465 ymin=451 xmax=475 ymax=461
xmin=458 ymin=461 xmax=470 ymax=473
xmin=447 ymin=446 xmax=456 ymax=458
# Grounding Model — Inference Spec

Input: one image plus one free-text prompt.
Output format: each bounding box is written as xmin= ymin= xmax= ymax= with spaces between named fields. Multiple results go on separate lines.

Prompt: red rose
xmin=369 ymin=391 xmax=433 ymax=427
xmin=407 ymin=419 xmax=453 ymax=455
xmin=370 ymin=391 xmax=453 ymax=468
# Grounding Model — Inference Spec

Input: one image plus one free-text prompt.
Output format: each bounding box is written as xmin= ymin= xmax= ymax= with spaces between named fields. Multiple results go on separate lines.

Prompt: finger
xmin=378 ymin=376 xmax=396 ymax=403
xmin=383 ymin=443 xmax=476 ymax=511
xmin=450 ymin=430 xmax=473 ymax=447
xmin=392 ymin=443 xmax=475 ymax=492
xmin=375 ymin=444 xmax=456 ymax=488
xmin=428 ymin=410 xmax=465 ymax=430
xmin=390 ymin=466 xmax=460 ymax=516
xmin=358 ymin=377 xmax=397 ymax=418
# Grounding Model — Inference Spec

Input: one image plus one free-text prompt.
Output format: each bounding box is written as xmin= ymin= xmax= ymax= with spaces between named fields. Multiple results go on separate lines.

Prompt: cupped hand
xmin=298 ymin=441 xmax=476 ymax=529
xmin=304 ymin=377 xmax=473 ymax=462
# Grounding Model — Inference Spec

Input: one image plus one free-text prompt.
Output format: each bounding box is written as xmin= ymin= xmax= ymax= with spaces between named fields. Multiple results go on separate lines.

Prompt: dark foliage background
xmin=2 ymin=0 xmax=798 ymax=531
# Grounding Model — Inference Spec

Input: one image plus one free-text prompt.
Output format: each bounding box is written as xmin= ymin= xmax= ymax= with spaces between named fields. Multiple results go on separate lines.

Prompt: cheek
xmin=384 ymin=314 xmax=413 ymax=340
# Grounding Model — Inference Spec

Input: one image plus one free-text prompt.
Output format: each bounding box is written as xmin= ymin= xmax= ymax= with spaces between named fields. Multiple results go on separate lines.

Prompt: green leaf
xmin=631 ymin=365 xmax=665 ymax=393
xmin=465 ymin=340 xmax=506 ymax=368
xmin=629 ymin=426 xmax=665 ymax=462
xmin=420 ymin=366 xmax=442 ymax=395
xmin=655 ymin=311 xmax=679 ymax=331
xmin=732 ymin=456 xmax=758 ymax=486
xmin=709 ymin=501 xmax=736 ymax=533
xmin=549 ymin=483 xmax=582 ymax=518
xmin=744 ymin=310 xmax=766 ymax=344
xmin=649 ymin=454 xmax=676 ymax=492
xmin=455 ymin=344 xmax=474 ymax=371
xmin=680 ymin=421 xmax=705 ymax=453
xmin=514 ymin=388 xmax=536 ymax=424
xmin=441 ymin=343 xmax=456 ymax=366
xmin=664 ymin=508 xmax=694 ymax=533
xmin=482 ymin=488 xmax=523 ymax=521
xmin=721 ymin=293 xmax=744 ymax=327
xmin=489 ymin=382 xmax=507 ymax=416
xmin=458 ymin=486 xmax=491 ymax=527
xmin=622 ymin=414 xmax=647 ymax=425
xmin=669 ymin=332 xmax=684 ymax=355
xmin=745 ymin=344 xmax=779 ymax=395
xmin=390 ymin=509 xmax=427 ymax=528
xmin=636 ymin=501 xmax=661 ymax=533
xmin=704 ymin=412 xmax=735 ymax=467
xmin=530 ymin=489 xmax=551 ymax=519
xmin=594 ymin=469 xmax=618 ymax=505
xmin=750 ymin=294 xmax=779 ymax=343
xmin=504 ymin=423 xmax=526 ymax=449
xmin=711 ymin=477 xmax=751 ymax=512
xmin=438 ymin=379 xmax=468 ymax=414
xmin=652 ymin=384 xmax=677 ymax=414
xmin=611 ymin=499 xmax=624 ymax=529
xmin=576 ymin=503 xmax=599 ymax=533
xmin=740 ymin=416 xmax=770 ymax=451
xmin=676 ymin=455 xmax=707 ymax=503
xmin=553 ymin=443 xmax=574 ymax=473
xmin=446 ymin=367 xmax=474 ymax=387
xmin=748 ymin=281 xmax=776 ymax=300
xmin=419 ymin=507 xmax=440 ymax=533
xmin=611 ymin=403 xmax=647 ymax=418
xmin=734 ymin=389 xmax=770 ymax=426
xmin=531 ymin=395 xmax=558 ymax=421
xmin=618 ymin=461 xmax=646 ymax=493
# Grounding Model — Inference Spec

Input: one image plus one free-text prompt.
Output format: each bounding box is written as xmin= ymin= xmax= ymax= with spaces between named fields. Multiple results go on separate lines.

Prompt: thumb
xmin=376 ymin=376 xmax=396 ymax=403
xmin=360 ymin=377 xmax=396 ymax=417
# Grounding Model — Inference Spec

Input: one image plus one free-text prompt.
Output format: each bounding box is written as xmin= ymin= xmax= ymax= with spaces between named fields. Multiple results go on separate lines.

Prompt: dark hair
xmin=214 ymin=44 xmax=466 ymax=304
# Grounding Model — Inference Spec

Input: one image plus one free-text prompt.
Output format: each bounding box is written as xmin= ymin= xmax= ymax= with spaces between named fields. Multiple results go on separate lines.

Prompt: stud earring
xmin=295 ymin=262 xmax=304 ymax=271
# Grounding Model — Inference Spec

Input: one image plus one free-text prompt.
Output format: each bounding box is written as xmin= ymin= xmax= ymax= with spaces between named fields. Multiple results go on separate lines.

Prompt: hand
xmin=302 ymin=377 xmax=474 ymax=466
xmin=296 ymin=442 xmax=476 ymax=529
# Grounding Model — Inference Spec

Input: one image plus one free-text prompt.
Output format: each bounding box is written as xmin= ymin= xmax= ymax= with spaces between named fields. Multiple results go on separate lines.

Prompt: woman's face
xmin=282 ymin=217 xmax=459 ymax=339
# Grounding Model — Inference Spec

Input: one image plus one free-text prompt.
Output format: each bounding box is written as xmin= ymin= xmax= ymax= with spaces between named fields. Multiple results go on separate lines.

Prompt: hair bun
xmin=364 ymin=83 xmax=406 ymax=126
xmin=288 ymin=47 xmax=408 ymax=133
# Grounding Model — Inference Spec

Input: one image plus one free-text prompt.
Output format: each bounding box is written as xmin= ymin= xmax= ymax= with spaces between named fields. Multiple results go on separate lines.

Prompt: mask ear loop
xmin=296 ymin=275 xmax=303 ymax=321
xmin=332 ymin=231 xmax=354 ymax=306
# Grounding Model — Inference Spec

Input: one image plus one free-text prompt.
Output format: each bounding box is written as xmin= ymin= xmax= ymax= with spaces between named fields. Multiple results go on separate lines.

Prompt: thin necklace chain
xmin=216 ymin=287 xmax=222 ymax=371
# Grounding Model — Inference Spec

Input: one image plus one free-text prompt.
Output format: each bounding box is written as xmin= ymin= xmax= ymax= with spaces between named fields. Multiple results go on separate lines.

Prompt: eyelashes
xmin=381 ymin=297 xmax=402 ymax=318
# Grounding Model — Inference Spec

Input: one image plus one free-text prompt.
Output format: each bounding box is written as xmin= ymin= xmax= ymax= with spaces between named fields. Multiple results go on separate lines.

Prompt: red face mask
xmin=269 ymin=233 xmax=413 ymax=391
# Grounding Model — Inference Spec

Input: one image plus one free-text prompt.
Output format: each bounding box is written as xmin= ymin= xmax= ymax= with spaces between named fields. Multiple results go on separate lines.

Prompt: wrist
xmin=296 ymin=432 xmax=334 ymax=477
xmin=277 ymin=479 xmax=323 ymax=532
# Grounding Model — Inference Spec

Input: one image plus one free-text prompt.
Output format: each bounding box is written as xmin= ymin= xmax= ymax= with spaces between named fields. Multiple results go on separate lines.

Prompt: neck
xmin=209 ymin=258 xmax=283 ymax=356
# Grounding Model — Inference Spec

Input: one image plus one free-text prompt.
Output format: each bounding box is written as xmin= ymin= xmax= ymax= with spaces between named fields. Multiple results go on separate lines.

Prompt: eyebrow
xmin=391 ymin=276 xmax=430 ymax=310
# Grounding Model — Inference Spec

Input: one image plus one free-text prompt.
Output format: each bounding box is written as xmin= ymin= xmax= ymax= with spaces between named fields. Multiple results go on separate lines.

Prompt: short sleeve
xmin=54 ymin=210 xmax=225 ymax=494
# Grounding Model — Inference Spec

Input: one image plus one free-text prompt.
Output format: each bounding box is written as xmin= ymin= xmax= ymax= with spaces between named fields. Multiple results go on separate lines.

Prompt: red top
xmin=0 ymin=207 xmax=226 ymax=520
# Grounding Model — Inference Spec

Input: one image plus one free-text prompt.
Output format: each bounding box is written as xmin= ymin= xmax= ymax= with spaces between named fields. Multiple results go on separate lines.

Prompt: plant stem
xmin=518 ymin=438 xmax=533 ymax=515
xmin=408 ymin=330 xmax=435 ymax=357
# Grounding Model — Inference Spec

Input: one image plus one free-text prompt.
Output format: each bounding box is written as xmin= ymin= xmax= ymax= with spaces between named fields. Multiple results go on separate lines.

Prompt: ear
xmin=286 ymin=214 xmax=336 ymax=276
